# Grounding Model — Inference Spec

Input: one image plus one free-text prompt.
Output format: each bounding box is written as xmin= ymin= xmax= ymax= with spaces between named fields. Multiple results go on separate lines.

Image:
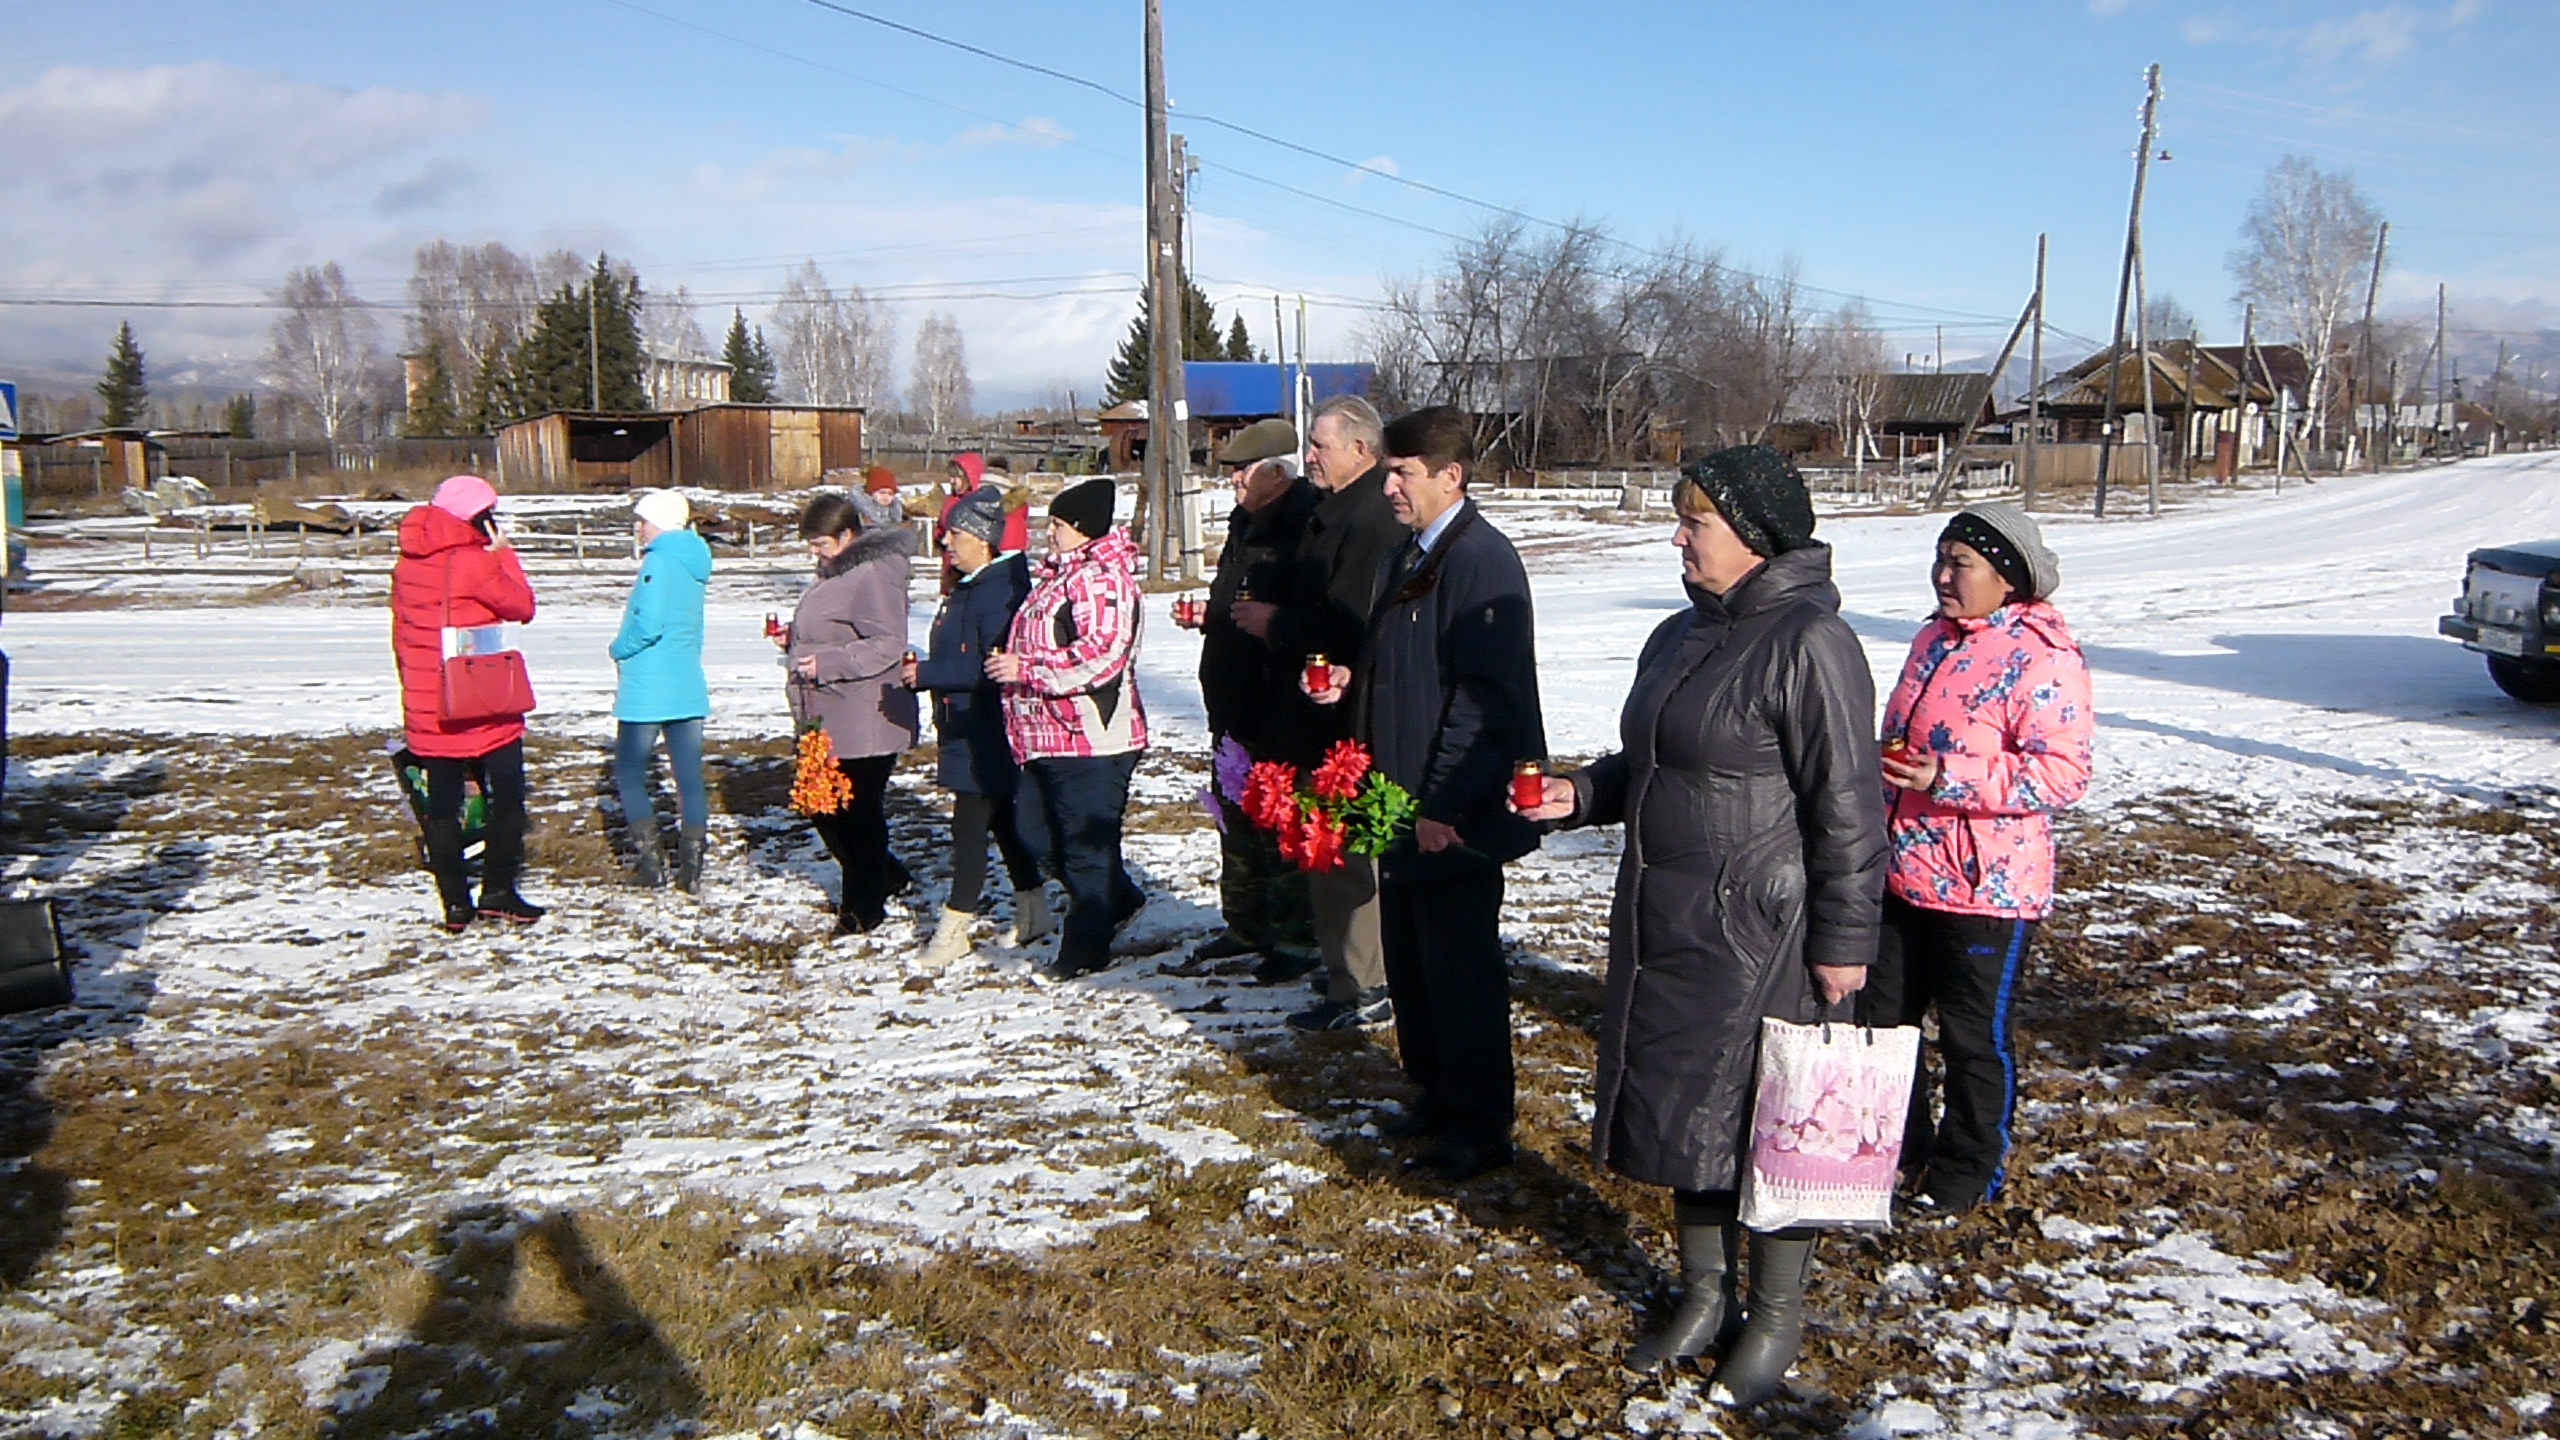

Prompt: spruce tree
xmin=1224 ymin=313 xmax=1257 ymax=362
xmin=97 ymin=321 xmax=149 ymax=428
xmin=1101 ymin=272 xmax=1224 ymax=404
xmin=506 ymin=255 xmax=650 ymax=416
xmin=223 ymin=393 xmax=256 ymax=440
xmin=403 ymin=343 xmax=460 ymax=437
xmin=722 ymin=308 xmax=776 ymax=402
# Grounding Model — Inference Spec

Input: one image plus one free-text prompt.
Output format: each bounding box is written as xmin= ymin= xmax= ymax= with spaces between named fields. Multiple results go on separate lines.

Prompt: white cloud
xmin=0 ymin=62 xmax=485 ymax=365
xmin=2301 ymin=0 xmax=2479 ymax=66
xmin=1344 ymin=154 xmax=1400 ymax=189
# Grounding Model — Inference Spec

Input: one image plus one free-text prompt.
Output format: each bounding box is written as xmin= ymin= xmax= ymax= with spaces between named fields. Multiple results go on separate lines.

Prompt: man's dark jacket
xmin=1266 ymin=462 xmax=1406 ymax=736
xmin=1564 ymin=545 xmax=1887 ymax=1193
xmin=1354 ymin=499 xmax=1546 ymax=888
xmin=1200 ymin=476 xmax=1324 ymax=760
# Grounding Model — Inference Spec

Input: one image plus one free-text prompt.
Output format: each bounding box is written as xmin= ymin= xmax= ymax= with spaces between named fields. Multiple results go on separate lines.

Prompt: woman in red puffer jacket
xmin=390 ymin=475 xmax=542 ymax=932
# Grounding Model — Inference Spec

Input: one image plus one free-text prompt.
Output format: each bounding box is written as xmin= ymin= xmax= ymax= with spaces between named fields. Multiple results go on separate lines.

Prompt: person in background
xmin=1306 ymin=406 xmax=1544 ymax=1182
xmin=1190 ymin=419 xmax=1323 ymax=979
xmin=608 ymin=489 xmax=713 ymax=892
xmin=905 ymin=484 xmax=1051 ymax=967
xmin=934 ymin=453 xmax=1033 ymax=594
xmin=1515 ymin=445 xmax=1885 ymax=1405
xmin=1868 ymin=500 xmax=2094 ymax=1214
xmin=781 ymin=492 xmax=921 ymax=936
xmin=389 ymin=474 xmax=542 ymax=931
xmin=992 ymin=478 xmax=1148 ymax=982
xmin=1239 ymin=395 xmax=1406 ymax=1032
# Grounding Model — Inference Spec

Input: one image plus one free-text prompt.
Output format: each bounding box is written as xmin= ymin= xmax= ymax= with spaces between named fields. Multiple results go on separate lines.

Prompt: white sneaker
xmin=1005 ymin=886 xmax=1057 ymax=946
xmin=918 ymin=907 xmax=974 ymax=970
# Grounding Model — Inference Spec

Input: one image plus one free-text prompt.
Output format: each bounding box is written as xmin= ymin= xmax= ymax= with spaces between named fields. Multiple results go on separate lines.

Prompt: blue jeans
xmin=613 ymin=718 xmax=707 ymax=833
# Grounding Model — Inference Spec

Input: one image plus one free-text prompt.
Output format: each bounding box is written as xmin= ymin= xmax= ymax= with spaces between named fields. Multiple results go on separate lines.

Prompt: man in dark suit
xmin=1234 ymin=396 xmax=1407 ymax=1029
xmin=1307 ymin=405 xmax=1546 ymax=1181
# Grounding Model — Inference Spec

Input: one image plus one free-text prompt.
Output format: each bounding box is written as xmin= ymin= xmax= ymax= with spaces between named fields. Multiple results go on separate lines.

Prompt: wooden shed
xmin=495 ymin=412 xmax=677 ymax=492
xmin=669 ymin=403 xmax=864 ymax=491
xmin=495 ymin=403 xmax=863 ymax=491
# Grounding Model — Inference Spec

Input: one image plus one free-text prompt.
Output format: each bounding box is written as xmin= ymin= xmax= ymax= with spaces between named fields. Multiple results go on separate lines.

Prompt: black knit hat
xmin=948 ymin=483 xmax=1009 ymax=547
xmin=1682 ymin=445 xmax=1817 ymax=556
xmin=1048 ymin=478 xmax=1116 ymax=540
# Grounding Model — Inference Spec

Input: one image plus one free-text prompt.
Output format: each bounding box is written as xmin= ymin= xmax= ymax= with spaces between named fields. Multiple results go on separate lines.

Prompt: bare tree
xmin=1806 ymin=300 xmax=1890 ymax=468
xmin=774 ymin=260 xmax=898 ymax=410
xmin=2228 ymin=155 xmax=2385 ymax=450
xmin=640 ymin=283 xmax=711 ymax=360
xmin=406 ymin=241 xmax=585 ymax=420
xmin=909 ymin=311 xmax=973 ymax=446
xmin=269 ymin=261 xmax=383 ymax=444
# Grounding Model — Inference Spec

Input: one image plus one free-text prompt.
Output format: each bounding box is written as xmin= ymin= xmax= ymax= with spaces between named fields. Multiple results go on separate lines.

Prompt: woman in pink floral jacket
xmin=1870 ymin=500 xmax=2094 ymax=1214
xmin=988 ymin=479 xmax=1149 ymax=980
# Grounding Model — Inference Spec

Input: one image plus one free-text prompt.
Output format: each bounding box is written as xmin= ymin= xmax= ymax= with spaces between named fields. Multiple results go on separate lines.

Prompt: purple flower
xmin=1213 ymin=735 xmax=1253 ymax=805
xmin=1197 ymin=784 xmax=1227 ymax=833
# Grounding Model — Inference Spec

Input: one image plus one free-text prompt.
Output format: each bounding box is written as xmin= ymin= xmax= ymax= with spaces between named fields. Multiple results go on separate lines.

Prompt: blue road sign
xmin=0 ymin=382 xmax=16 ymax=441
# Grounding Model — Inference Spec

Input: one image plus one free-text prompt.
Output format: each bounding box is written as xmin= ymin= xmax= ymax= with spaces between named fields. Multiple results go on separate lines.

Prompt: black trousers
xmin=809 ymin=755 xmax=909 ymax=929
xmin=422 ymin=740 xmax=528 ymax=908
xmin=948 ymin=791 xmax=1041 ymax=913
xmin=1380 ymin=866 xmax=1512 ymax=1147
xmin=1863 ymin=894 xmax=2040 ymax=1207
xmin=1015 ymin=753 xmax=1144 ymax=967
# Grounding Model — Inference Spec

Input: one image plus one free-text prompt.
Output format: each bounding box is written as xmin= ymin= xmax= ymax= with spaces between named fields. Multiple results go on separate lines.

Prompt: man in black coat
xmin=1193 ymin=420 xmax=1323 ymax=968
xmin=1309 ymin=404 xmax=1546 ymax=1181
xmin=1235 ymin=396 xmax=1408 ymax=1026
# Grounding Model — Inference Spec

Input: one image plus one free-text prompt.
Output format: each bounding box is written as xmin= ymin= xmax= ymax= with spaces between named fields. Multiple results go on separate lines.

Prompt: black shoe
xmin=1252 ymin=949 xmax=1323 ymax=987
xmin=1039 ymin=949 xmax=1112 ymax=982
xmin=476 ymin=892 xmax=545 ymax=925
xmin=1412 ymin=1139 xmax=1513 ymax=1184
xmin=1191 ymin=931 xmax=1264 ymax=963
xmin=1374 ymin=1104 xmax=1440 ymax=1141
xmin=1286 ymin=986 xmax=1392 ymax=1033
xmin=441 ymin=903 xmax=475 ymax=934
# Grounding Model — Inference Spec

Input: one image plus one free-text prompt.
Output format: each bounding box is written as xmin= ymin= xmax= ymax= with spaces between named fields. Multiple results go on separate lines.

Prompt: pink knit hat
xmin=432 ymin=474 xmax=499 ymax=521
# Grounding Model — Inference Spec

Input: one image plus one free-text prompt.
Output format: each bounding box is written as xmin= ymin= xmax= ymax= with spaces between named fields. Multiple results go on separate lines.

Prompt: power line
xmin=780 ymin=0 xmax=2026 ymax=326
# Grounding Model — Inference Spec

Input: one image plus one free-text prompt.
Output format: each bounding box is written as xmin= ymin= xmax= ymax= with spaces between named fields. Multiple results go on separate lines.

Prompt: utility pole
xmin=2435 ymin=282 xmax=2450 ymax=460
xmin=2357 ymin=221 xmax=2389 ymax=472
xmin=589 ymin=275 xmax=602 ymax=411
xmin=1169 ymin=131 xmax=1202 ymax=579
xmin=2095 ymin=62 xmax=2161 ymax=520
xmin=1141 ymin=0 xmax=1187 ymax=581
xmin=2023 ymin=232 xmax=2047 ymax=510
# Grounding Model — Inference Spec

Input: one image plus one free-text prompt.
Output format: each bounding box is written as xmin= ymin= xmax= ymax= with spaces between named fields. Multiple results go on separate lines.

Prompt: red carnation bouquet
xmin=1238 ymin=739 xmax=1418 ymax=873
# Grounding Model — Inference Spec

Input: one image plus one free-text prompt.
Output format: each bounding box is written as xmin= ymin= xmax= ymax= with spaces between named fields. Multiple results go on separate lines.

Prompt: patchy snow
xmin=7 ymin=457 xmax=2560 ymax=1432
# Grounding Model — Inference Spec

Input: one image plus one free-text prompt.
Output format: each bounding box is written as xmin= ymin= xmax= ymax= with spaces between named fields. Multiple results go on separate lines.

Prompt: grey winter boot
xmin=1625 ymin=1197 xmax=1743 ymax=1370
xmin=629 ymin=821 xmax=666 ymax=889
xmin=918 ymin=907 xmax=975 ymax=970
xmin=1708 ymin=1230 xmax=1819 ymax=1409
xmin=1007 ymin=886 xmax=1057 ymax=946
xmin=674 ymin=824 xmax=706 ymax=894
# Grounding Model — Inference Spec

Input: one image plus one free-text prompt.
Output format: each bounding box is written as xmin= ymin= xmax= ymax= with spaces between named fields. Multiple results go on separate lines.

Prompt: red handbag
xmin=438 ymin=555 xmax=536 ymax=724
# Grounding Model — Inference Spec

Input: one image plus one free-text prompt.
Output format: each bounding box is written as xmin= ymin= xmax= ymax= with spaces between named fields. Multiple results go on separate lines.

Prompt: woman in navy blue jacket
xmin=904 ymin=484 xmax=1049 ymax=966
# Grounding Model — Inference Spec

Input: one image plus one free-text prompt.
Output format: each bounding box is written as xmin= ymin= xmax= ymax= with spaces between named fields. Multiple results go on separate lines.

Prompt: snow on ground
xmin=5 ymin=455 xmax=2559 ymax=1434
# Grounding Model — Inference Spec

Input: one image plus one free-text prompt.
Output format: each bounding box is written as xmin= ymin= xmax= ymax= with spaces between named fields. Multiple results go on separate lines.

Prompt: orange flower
xmin=790 ymin=727 xmax=853 ymax=815
xmin=1296 ymin=809 xmax=1347 ymax=873
xmin=1241 ymin=760 xmax=1300 ymax=831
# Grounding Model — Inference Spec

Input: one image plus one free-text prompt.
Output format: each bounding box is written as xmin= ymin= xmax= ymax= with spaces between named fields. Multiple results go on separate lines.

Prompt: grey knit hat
xmin=1943 ymin=500 xmax=2061 ymax=601
xmin=947 ymin=483 xmax=1008 ymax=547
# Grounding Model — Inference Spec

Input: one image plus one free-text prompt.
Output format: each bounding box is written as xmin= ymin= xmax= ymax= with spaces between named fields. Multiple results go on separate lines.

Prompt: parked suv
xmin=2440 ymin=540 xmax=2560 ymax=702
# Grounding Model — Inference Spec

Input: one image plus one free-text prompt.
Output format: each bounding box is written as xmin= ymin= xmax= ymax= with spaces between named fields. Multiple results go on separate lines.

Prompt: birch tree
xmin=2227 ymin=156 xmax=2384 ymax=449
xmin=774 ymin=261 xmax=897 ymax=410
xmin=909 ymin=311 xmax=973 ymax=444
xmin=269 ymin=261 xmax=382 ymax=444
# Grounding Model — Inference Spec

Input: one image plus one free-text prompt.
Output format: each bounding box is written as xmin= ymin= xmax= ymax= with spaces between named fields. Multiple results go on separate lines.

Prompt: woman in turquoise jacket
xmin=611 ymin=490 xmax=714 ymax=890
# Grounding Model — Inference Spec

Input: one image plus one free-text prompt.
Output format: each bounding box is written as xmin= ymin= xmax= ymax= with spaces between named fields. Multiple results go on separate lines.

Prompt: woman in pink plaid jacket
xmin=987 ymin=479 xmax=1149 ymax=980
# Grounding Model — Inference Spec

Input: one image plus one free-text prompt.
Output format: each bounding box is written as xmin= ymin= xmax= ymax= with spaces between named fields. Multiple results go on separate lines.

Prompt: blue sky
xmin=3 ymin=0 xmax=2552 ymax=404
